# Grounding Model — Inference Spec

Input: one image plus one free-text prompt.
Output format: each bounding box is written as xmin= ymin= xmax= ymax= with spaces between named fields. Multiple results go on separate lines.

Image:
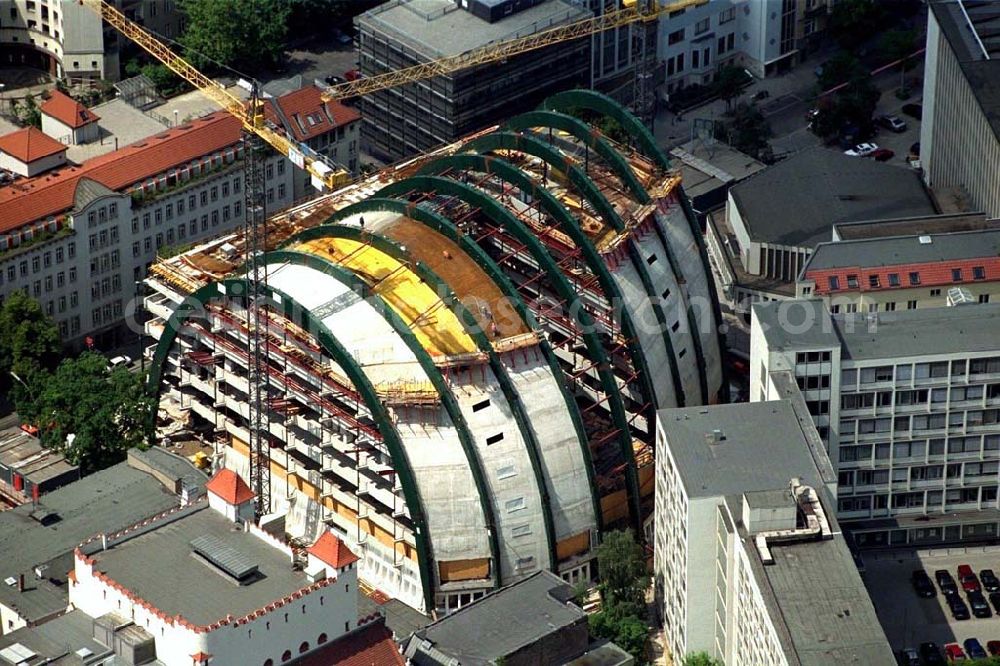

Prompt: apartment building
xmin=796 ymin=226 xmax=1000 ymax=311
xmin=751 ymin=299 xmax=1000 ymax=549
xmin=355 ymin=0 xmax=591 ymax=162
xmin=657 ymin=0 xmax=835 ymax=95
xmin=0 ymin=111 xmax=295 ymax=349
xmin=653 ymin=401 xmax=891 ymax=665
xmin=921 ymin=0 xmax=1000 ymax=218
xmin=706 ymin=147 xmax=936 ymax=311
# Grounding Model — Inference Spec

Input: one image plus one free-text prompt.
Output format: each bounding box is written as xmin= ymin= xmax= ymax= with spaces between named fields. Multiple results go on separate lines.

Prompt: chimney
xmin=17 ymin=573 xmax=24 ymax=593
xmin=101 ymin=533 xmax=108 ymax=551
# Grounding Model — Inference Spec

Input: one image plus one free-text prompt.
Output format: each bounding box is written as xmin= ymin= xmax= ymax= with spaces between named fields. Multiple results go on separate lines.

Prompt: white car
xmin=844 ymin=142 xmax=879 ymax=157
xmin=108 ymin=355 xmax=132 ymax=368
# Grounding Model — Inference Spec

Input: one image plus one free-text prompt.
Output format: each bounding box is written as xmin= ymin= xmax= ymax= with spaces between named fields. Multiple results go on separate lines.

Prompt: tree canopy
xmin=828 ymin=0 xmax=885 ymax=51
xmin=717 ymin=102 xmax=773 ymax=162
xmin=0 ymin=290 xmax=61 ymax=402
xmin=684 ymin=652 xmax=725 ymax=666
xmin=17 ymin=352 xmax=154 ymax=473
xmin=178 ymin=0 xmax=290 ymax=73
xmin=588 ymin=530 xmax=651 ymax=664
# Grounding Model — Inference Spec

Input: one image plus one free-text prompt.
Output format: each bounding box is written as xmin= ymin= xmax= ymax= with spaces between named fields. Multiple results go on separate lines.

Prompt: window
xmin=718 ymin=35 xmax=726 ymax=54
xmin=885 ymin=301 xmax=896 ymax=311
xmin=846 ymin=274 xmax=859 ymax=288
xmin=472 ymin=399 xmax=490 ymax=412
xmin=973 ymin=266 xmax=986 ymax=280
xmin=505 ymin=497 xmax=526 ymax=512
xmin=952 ymin=268 xmax=963 ymax=282
xmin=868 ymin=274 xmax=880 ymax=288
xmin=930 ymin=288 xmax=941 ymax=297
xmin=278 ymin=183 xmax=286 ymax=199
xmin=668 ymin=29 xmax=684 ymax=45
xmin=828 ymin=276 xmax=840 ymax=290
xmin=979 ymin=294 xmax=991 ymax=303
xmin=676 ymin=53 xmax=684 ymax=72
xmin=720 ymin=6 xmax=736 ymax=22
xmin=692 ymin=49 xmax=699 ymax=68
xmin=907 ymin=300 xmax=917 ymax=310
xmin=695 ymin=18 xmax=709 ymax=34
xmin=486 ymin=433 xmax=504 ymax=445
xmin=908 ymin=271 xmax=921 ymax=285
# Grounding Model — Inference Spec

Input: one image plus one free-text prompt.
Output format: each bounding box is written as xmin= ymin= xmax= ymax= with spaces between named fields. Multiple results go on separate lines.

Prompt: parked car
xmin=920 ymin=642 xmax=947 ymax=665
xmin=944 ymin=643 xmax=967 ymax=661
xmin=989 ymin=591 xmax=1000 ymax=612
xmin=981 ymin=569 xmax=1000 ymax=592
xmin=936 ymin=569 xmax=959 ymax=595
xmin=902 ymin=103 xmax=922 ymax=119
xmin=968 ymin=590 xmax=992 ymax=618
xmin=987 ymin=640 xmax=1000 ymax=657
xmin=344 ymin=69 xmax=363 ymax=82
xmin=958 ymin=564 xmax=981 ymax=592
xmin=844 ymin=142 xmax=879 ymax=157
xmin=949 ymin=594 xmax=971 ymax=620
xmin=324 ymin=75 xmax=346 ymax=86
xmin=964 ymin=638 xmax=987 ymax=660
xmin=877 ymin=114 xmax=908 ymax=132
xmin=872 ymin=148 xmax=895 ymax=162
xmin=108 ymin=355 xmax=132 ymax=369
xmin=751 ymin=89 xmax=770 ymax=101
xmin=911 ymin=570 xmax=936 ymax=598
xmin=332 ymin=28 xmax=352 ymax=45
xmin=897 ymin=647 xmax=921 ymax=666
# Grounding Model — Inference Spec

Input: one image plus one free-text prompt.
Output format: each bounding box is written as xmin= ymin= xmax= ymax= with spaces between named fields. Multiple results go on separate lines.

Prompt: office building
xmin=752 ymin=299 xmax=1000 ymax=548
xmin=142 ymin=92 xmax=727 ymax=615
xmin=921 ymin=0 xmax=1000 ymax=218
xmin=355 ymin=0 xmax=592 ymax=162
xmin=706 ymin=147 xmax=936 ymax=310
xmin=653 ymin=401 xmax=892 ymax=665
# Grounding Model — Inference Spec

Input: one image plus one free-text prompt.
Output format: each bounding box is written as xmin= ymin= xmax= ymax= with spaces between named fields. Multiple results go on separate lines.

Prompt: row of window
xmin=828 ymin=266 xmax=988 ymax=291
xmin=838 ymin=486 xmax=1000 ymax=513
xmin=838 ymin=434 xmax=1000 ymax=463
xmin=1 ymin=242 xmax=75 ymax=284
xmin=841 ymin=358 xmax=1000 ymax=388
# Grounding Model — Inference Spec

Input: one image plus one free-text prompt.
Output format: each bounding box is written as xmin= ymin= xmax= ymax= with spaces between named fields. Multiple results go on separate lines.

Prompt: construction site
xmin=141 ymin=88 xmax=726 ymax=615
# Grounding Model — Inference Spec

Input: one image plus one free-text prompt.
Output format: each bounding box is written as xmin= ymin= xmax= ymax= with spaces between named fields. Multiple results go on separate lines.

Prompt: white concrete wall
xmin=0 ymin=149 xmax=66 ymax=177
xmin=726 ymin=193 xmax=755 ymax=274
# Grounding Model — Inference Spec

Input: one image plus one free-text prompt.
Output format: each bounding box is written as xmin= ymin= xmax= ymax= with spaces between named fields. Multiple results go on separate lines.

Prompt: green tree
xmin=18 ymin=352 xmax=154 ymax=472
xmin=597 ymin=529 xmax=649 ymax=609
xmin=828 ymin=0 xmax=883 ymax=51
xmin=718 ymin=102 xmax=773 ymax=161
xmin=0 ymin=291 xmax=61 ymax=400
xmin=816 ymin=51 xmax=866 ymax=92
xmin=14 ymin=93 xmax=42 ymax=128
xmin=880 ymin=28 xmax=919 ymax=92
xmin=714 ymin=65 xmax=747 ymax=112
xmin=179 ymin=0 xmax=290 ymax=73
xmin=684 ymin=652 xmax=725 ymax=666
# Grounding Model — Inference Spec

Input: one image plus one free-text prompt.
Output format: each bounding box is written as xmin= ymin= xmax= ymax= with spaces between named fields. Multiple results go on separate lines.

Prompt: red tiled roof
xmin=0 ymin=112 xmax=240 ymax=234
xmin=40 ymin=90 xmax=100 ymax=129
xmin=297 ymin=619 xmax=404 ymax=666
xmin=205 ymin=468 xmax=255 ymax=505
xmin=263 ymin=86 xmax=360 ymax=143
xmin=0 ymin=127 xmax=67 ymax=163
xmin=307 ymin=531 xmax=360 ymax=569
xmin=805 ymin=258 xmax=1000 ymax=295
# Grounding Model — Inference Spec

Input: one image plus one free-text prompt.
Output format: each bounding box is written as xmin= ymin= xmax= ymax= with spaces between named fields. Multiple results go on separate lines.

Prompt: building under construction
xmin=143 ymin=90 xmax=726 ymax=615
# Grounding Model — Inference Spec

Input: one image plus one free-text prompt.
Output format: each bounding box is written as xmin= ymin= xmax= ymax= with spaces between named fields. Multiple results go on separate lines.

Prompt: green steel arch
xmin=504 ymin=110 xmax=649 ymax=203
xmin=377 ymin=175 xmax=642 ymax=531
xmin=318 ymin=196 xmax=603 ymax=534
xmin=456 ymin=134 xmax=687 ymax=408
xmin=416 ymin=152 xmax=664 ymax=420
xmin=145 ymin=279 xmax=437 ymax=611
xmin=266 ymin=248 xmax=503 ymax=589
xmin=541 ymin=89 xmax=671 ymax=170
xmin=282 ymin=223 xmax=558 ymax=572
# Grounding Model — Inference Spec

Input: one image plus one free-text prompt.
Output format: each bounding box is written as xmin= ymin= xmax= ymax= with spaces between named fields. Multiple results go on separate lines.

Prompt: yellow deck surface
xmin=293 ymin=238 xmax=479 ymax=358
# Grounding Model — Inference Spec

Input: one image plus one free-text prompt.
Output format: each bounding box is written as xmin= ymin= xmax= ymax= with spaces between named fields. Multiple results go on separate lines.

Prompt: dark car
xmin=911 ymin=570 xmax=936 ymax=597
xmin=987 ymin=640 xmax=1000 ymax=657
xmin=989 ymin=591 xmax=1000 ymax=612
xmin=920 ymin=643 xmax=945 ymax=666
xmin=324 ymin=75 xmax=346 ymax=86
xmin=964 ymin=638 xmax=987 ymax=660
xmin=920 ymin=642 xmax=946 ymax=665
xmin=981 ymin=569 xmax=1000 ymax=592
xmin=898 ymin=647 xmax=921 ymax=666
xmin=936 ymin=569 xmax=959 ymax=595
xmin=949 ymin=594 xmax=971 ymax=620
xmin=872 ymin=148 xmax=895 ymax=162
xmin=968 ymin=590 xmax=992 ymax=618
xmin=902 ymin=103 xmax=922 ymax=120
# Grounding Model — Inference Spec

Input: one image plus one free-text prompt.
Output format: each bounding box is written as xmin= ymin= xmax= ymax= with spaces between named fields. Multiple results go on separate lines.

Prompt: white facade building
xmin=0 ymin=111 xmax=294 ymax=348
xmin=69 ymin=469 xmax=361 ymax=666
xmin=653 ymin=401 xmax=892 ymax=665
xmin=752 ymin=299 xmax=1000 ymax=548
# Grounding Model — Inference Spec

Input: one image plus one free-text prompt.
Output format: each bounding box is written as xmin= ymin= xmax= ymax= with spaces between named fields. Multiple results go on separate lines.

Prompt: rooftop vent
xmin=190 ymin=534 xmax=259 ymax=584
xmin=705 ymin=429 xmax=726 ymax=445
xmin=0 ymin=643 xmax=37 ymax=665
xmin=919 ymin=235 xmax=932 ymax=244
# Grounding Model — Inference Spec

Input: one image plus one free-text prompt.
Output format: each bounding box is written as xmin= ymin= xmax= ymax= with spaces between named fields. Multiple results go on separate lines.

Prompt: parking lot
xmin=864 ymin=547 xmax=1000 ymax=654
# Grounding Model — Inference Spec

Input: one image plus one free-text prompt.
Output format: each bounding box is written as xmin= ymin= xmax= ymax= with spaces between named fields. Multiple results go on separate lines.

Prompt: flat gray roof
xmin=754 ymin=299 xmax=1000 ymax=361
xmin=0 ymin=429 xmax=77 ymax=485
xmin=358 ymin=0 xmax=590 ymax=58
xmin=405 ymin=570 xmax=583 ymax=665
xmin=729 ymin=147 xmax=936 ymax=248
xmin=930 ymin=0 xmax=1000 ymax=142
xmin=657 ymin=401 xmax=823 ymax=499
xmin=832 ymin=212 xmax=996 ymax=240
xmin=669 ymin=141 xmax=767 ymax=201
xmin=744 ymin=520 xmax=895 ymax=665
xmin=0 ymin=609 xmax=114 ymax=666
xmin=0 ymin=454 xmax=204 ymax=624
xmin=802 ymin=228 xmax=1000 ymax=273
xmin=90 ymin=504 xmax=312 ymax=626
